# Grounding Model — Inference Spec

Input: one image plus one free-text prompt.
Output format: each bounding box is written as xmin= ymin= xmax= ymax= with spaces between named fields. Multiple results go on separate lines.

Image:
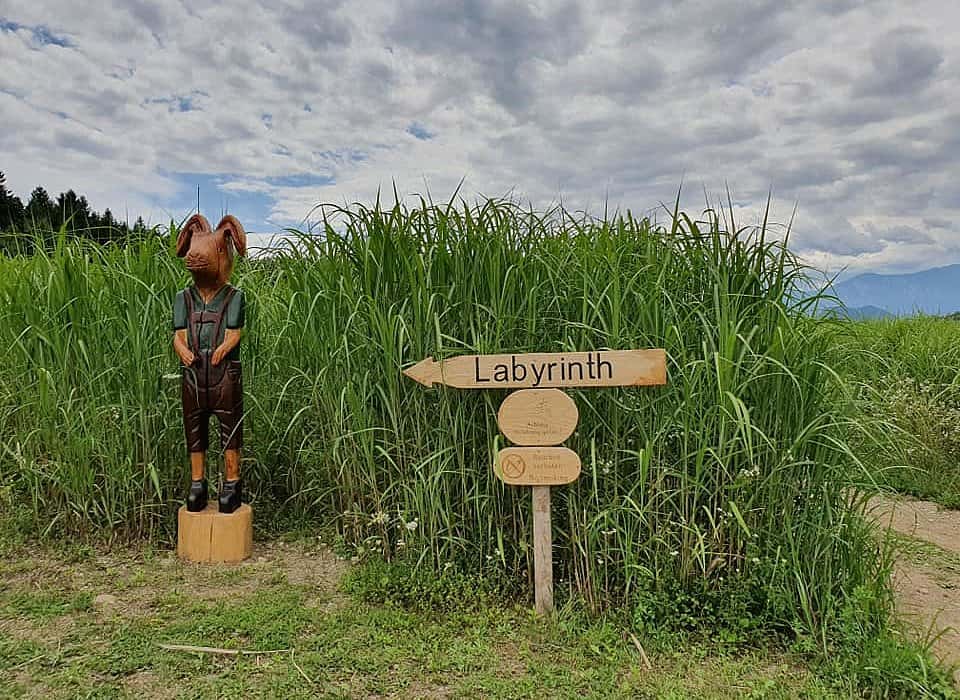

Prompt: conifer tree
xmin=0 ymin=171 xmax=26 ymax=233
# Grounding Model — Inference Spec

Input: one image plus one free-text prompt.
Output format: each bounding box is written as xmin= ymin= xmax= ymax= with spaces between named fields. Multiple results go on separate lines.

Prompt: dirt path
xmin=867 ymin=495 xmax=960 ymax=682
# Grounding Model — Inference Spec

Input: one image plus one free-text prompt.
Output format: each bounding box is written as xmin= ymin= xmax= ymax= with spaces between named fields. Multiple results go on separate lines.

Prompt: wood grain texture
xmin=403 ymin=349 xmax=667 ymax=389
xmin=496 ymin=447 xmax=581 ymax=486
xmin=177 ymin=503 xmax=253 ymax=563
xmin=497 ymin=389 xmax=578 ymax=446
xmin=532 ymin=485 xmax=553 ymax=615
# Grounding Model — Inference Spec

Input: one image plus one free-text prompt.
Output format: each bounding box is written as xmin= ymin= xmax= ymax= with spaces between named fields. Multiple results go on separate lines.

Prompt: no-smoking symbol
xmin=501 ymin=453 xmax=526 ymax=478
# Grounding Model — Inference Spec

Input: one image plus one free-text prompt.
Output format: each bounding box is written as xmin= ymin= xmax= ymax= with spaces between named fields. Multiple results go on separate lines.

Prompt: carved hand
xmin=211 ymin=344 xmax=228 ymax=366
xmin=178 ymin=347 xmax=196 ymax=366
xmin=173 ymin=330 xmax=196 ymax=366
xmin=211 ymin=329 xmax=242 ymax=366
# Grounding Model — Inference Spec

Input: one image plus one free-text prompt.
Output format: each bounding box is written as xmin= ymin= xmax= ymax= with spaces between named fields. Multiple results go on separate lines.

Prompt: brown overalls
xmin=181 ymin=287 xmax=244 ymax=453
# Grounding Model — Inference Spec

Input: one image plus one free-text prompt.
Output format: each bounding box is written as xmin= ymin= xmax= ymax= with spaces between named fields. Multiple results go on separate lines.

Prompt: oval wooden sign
xmin=496 ymin=447 xmax=581 ymax=486
xmin=497 ymin=389 xmax=578 ymax=446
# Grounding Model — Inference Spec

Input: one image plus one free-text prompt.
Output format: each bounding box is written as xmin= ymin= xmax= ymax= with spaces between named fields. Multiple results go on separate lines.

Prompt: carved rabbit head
xmin=176 ymin=214 xmax=247 ymax=289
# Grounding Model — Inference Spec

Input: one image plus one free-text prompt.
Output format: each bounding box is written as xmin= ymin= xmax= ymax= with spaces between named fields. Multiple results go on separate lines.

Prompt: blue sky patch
xmin=1 ymin=20 xmax=73 ymax=48
xmin=160 ymin=172 xmax=277 ymax=234
xmin=406 ymin=122 xmax=435 ymax=141
xmin=315 ymin=149 xmax=368 ymax=164
xmin=266 ymin=174 xmax=335 ymax=188
xmin=145 ymin=93 xmax=203 ymax=113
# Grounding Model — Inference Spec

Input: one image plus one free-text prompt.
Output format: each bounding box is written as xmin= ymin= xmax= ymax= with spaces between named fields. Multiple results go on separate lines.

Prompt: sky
xmin=2 ymin=0 xmax=958 ymax=276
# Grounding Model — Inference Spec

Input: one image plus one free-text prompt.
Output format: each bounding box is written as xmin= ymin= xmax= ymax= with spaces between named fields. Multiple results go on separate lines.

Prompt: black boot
xmin=218 ymin=478 xmax=242 ymax=514
xmin=186 ymin=479 xmax=208 ymax=512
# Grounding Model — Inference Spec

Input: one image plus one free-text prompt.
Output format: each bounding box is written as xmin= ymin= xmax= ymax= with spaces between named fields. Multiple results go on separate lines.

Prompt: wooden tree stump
xmin=177 ymin=503 xmax=253 ymax=563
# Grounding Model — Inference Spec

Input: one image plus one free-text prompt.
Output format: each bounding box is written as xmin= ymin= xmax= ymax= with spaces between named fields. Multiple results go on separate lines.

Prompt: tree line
xmin=0 ymin=170 xmax=154 ymax=254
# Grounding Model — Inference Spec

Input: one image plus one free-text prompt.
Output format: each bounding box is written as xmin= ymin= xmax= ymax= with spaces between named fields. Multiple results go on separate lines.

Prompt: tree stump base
xmin=177 ymin=503 xmax=253 ymax=563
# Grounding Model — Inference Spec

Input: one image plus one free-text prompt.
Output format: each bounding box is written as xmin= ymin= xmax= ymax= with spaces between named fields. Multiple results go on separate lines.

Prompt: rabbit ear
xmin=177 ymin=214 xmax=211 ymax=257
xmin=216 ymin=215 xmax=247 ymax=257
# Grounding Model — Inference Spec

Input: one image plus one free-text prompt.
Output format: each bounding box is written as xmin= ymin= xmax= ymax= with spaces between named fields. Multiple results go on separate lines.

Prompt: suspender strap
xmin=184 ymin=289 xmax=197 ymax=354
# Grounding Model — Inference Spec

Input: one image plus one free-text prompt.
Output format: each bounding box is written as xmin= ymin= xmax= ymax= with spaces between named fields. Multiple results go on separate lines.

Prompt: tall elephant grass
xmin=0 ymin=199 xmax=888 ymax=652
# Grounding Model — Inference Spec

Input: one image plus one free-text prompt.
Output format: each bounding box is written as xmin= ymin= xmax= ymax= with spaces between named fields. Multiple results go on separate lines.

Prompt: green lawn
xmin=0 ymin=539 xmax=848 ymax=699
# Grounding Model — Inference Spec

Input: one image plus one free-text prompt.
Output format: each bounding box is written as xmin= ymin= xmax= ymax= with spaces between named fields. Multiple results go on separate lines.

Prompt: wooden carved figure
xmin=172 ymin=214 xmax=247 ymax=514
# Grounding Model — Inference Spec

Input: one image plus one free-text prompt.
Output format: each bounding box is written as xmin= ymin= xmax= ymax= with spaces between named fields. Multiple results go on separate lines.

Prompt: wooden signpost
xmin=404 ymin=348 xmax=667 ymax=615
xmin=497 ymin=447 xmax=581 ymax=486
xmin=402 ymin=349 xmax=666 ymax=389
xmin=497 ymin=388 xmax=578 ymax=445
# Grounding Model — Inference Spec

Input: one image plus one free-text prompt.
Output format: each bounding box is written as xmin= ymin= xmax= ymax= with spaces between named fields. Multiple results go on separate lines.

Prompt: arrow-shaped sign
xmin=403 ymin=349 xmax=666 ymax=389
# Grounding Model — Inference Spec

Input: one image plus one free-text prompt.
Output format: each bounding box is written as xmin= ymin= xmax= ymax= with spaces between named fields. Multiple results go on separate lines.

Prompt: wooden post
xmin=532 ymin=485 xmax=553 ymax=614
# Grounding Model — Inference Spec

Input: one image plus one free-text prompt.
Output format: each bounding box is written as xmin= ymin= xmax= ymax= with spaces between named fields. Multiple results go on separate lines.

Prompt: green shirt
xmin=173 ymin=286 xmax=244 ymax=361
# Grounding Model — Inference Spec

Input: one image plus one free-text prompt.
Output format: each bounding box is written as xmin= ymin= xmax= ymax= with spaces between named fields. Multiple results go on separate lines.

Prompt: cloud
xmin=923 ymin=216 xmax=951 ymax=229
xmin=2 ymin=0 xmax=960 ymax=276
xmin=854 ymin=26 xmax=944 ymax=97
xmin=386 ymin=0 xmax=590 ymax=113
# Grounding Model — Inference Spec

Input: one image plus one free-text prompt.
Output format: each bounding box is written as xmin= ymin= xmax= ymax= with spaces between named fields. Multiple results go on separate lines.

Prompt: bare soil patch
xmin=867 ymin=495 xmax=960 ymax=556
xmin=893 ymin=562 xmax=960 ymax=670
xmin=867 ymin=494 xmax=960 ymax=682
xmin=0 ymin=615 xmax=78 ymax=652
xmin=122 ymin=670 xmax=179 ymax=700
xmin=0 ymin=539 xmax=348 ymax=644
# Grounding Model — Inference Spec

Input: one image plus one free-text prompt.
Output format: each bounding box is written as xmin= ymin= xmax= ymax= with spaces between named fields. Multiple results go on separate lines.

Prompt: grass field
xmin=0 ymin=538 xmax=938 ymax=699
xmin=1 ymin=198 xmax=959 ymax=696
xmin=832 ymin=316 xmax=960 ymax=508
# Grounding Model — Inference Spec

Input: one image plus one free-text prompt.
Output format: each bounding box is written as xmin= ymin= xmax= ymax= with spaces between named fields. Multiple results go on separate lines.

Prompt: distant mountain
xmin=829 ymin=264 xmax=960 ymax=316
xmin=842 ymin=305 xmax=895 ymax=320
xmin=817 ymin=303 xmax=893 ymax=320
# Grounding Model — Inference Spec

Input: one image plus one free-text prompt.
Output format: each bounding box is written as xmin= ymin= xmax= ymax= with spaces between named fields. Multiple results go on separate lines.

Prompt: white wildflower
xmin=740 ymin=465 xmax=760 ymax=479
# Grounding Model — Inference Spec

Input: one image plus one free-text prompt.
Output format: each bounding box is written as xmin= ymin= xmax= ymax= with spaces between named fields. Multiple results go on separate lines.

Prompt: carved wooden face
xmin=176 ymin=214 xmax=247 ymax=287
